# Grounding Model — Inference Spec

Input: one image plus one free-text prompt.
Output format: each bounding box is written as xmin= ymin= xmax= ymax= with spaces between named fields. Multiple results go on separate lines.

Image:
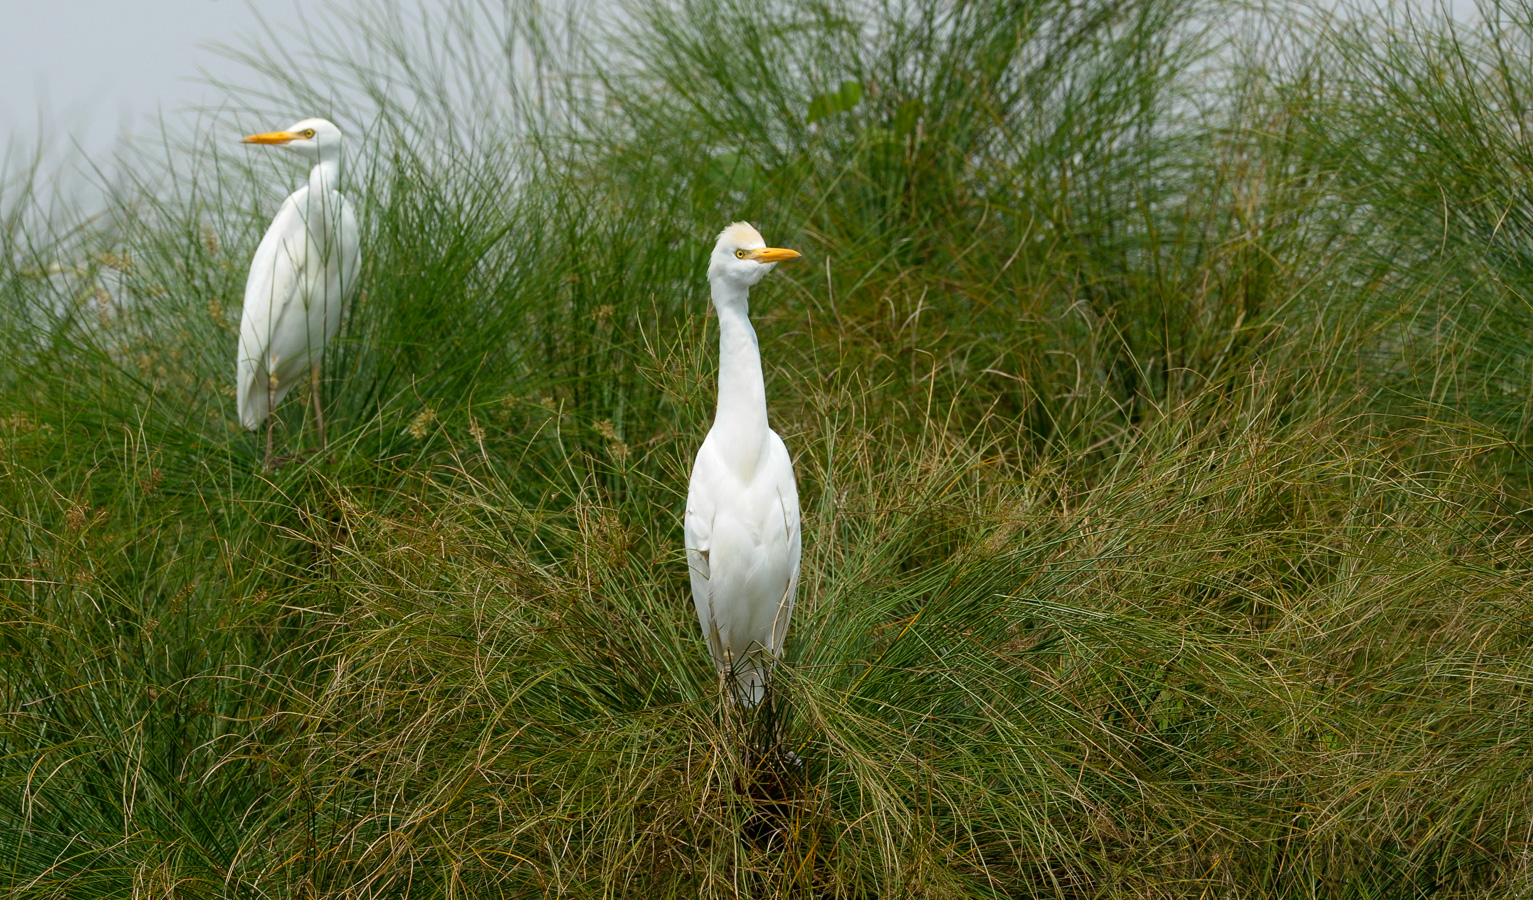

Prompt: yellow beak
xmin=242 ymin=131 xmax=298 ymax=145
xmin=747 ymin=247 xmax=802 ymax=263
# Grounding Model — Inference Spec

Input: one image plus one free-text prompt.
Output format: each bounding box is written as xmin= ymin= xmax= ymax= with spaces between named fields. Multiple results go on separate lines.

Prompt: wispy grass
xmin=3 ymin=0 xmax=1533 ymax=897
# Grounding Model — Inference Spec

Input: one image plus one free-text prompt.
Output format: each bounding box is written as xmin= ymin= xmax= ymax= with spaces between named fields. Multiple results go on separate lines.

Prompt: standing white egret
xmin=236 ymin=117 xmax=361 ymax=469
xmin=685 ymin=222 xmax=803 ymax=706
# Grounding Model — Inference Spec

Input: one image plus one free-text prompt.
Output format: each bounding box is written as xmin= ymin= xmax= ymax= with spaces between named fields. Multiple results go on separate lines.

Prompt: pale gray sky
xmin=0 ymin=0 xmax=1488 ymax=193
xmin=0 ymin=0 xmax=293 ymax=160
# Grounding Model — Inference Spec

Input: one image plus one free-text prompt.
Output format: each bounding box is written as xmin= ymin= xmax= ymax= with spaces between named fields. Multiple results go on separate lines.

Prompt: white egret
xmin=236 ymin=117 xmax=361 ymax=469
xmin=685 ymin=222 xmax=803 ymax=706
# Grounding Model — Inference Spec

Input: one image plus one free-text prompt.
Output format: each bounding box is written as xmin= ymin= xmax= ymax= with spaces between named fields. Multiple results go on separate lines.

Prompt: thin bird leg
xmin=310 ymin=363 xmax=327 ymax=452
xmin=265 ymin=372 xmax=278 ymax=472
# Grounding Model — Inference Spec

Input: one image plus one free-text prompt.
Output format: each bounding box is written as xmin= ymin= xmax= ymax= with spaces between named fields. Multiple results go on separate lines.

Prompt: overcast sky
xmin=0 ymin=0 xmax=292 ymax=161
xmin=0 ymin=0 xmax=1489 ymax=186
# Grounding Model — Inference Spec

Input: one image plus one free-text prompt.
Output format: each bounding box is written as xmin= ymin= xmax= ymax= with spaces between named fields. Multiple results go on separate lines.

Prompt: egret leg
xmin=310 ymin=363 xmax=327 ymax=452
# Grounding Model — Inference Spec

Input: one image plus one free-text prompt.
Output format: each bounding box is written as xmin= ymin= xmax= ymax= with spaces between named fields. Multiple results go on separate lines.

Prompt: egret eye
xmin=303 ymin=129 xmax=316 ymax=139
xmin=734 ymin=249 xmax=747 ymax=259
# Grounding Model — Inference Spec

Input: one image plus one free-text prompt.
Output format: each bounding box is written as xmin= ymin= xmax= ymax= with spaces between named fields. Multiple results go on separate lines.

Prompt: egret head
xmin=708 ymin=222 xmax=801 ymax=291
xmin=242 ymin=117 xmax=344 ymax=160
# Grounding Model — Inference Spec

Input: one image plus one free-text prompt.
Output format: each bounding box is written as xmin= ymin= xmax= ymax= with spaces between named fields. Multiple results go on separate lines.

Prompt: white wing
xmin=235 ymin=186 xmax=359 ymax=431
xmin=684 ymin=444 xmax=720 ymax=663
xmin=236 ymin=190 xmax=308 ymax=431
xmin=764 ymin=429 xmax=801 ymax=656
xmin=333 ymin=193 xmax=362 ymax=345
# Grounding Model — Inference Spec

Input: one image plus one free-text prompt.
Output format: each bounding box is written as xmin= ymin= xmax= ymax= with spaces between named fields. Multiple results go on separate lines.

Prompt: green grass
xmin=4 ymin=0 xmax=1533 ymax=896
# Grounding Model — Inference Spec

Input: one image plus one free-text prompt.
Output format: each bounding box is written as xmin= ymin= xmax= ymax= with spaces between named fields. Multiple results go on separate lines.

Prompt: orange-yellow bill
xmin=242 ymin=131 xmax=298 ymax=145
xmin=747 ymin=247 xmax=801 ymax=263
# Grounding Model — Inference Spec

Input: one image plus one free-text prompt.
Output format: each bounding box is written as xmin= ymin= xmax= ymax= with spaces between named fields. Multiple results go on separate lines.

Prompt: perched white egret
xmin=685 ymin=223 xmax=803 ymax=706
xmin=236 ymin=117 xmax=360 ymax=469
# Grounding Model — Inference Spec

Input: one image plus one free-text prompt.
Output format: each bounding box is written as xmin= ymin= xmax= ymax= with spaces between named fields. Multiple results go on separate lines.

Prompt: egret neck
xmin=306 ymin=155 xmax=343 ymax=241
xmin=710 ymin=278 xmax=770 ymax=479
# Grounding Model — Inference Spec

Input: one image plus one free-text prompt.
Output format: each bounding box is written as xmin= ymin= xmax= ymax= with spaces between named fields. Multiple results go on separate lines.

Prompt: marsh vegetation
xmin=4 ymin=0 xmax=1533 ymax=896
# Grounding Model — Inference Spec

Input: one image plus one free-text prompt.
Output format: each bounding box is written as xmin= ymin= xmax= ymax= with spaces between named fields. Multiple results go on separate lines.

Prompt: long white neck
xmin=303 ymin=155 xmax=343 ymax=245
xmin=308 ymin=155 xmax=341 ymax=200
xmin=710 ymin=278 xmax=769 ymax=475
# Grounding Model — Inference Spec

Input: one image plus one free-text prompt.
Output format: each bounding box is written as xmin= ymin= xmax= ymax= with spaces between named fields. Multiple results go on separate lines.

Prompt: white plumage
xmin=236 ymin=117 xmax=361 ymax=468
xmin=685 ymin=222 xmax=803 ymax=706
